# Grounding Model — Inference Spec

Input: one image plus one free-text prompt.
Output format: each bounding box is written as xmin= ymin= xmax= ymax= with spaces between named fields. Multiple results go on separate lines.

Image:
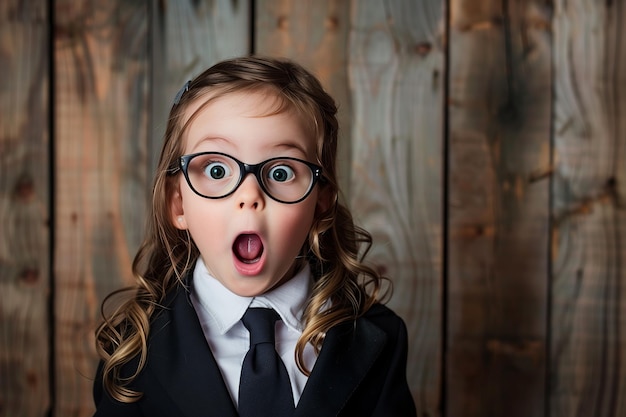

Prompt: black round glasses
xmin=171 ymin=152 xmax=323 ymax=204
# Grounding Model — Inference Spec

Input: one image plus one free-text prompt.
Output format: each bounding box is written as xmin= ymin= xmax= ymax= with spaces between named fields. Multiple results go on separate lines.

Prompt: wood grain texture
xmin=2 ymin=1 xmax=625 ymax=415
xmin=551 ymin=1 xmax=626 ymax=416
xmin=150 ymin=0 xmax=250 ymax=173
xmin=447 ymin=1 xmax=551 ymax=416
xmin=348 ymin=1 xmax=444 ymax=414
xmin=54 ymin=1 xmax=149 ymax=415
xmin=255 ymin=0 xmax=352 ymax=191
xmin=0 ymin=1 xmax=50 ymax=416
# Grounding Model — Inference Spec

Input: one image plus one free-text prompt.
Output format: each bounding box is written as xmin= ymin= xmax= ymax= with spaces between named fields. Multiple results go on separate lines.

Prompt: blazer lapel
xmin=295 ymin=317 xmax=387 ymax=417
xmin=148 ymin=285 xmax=239 ymax=417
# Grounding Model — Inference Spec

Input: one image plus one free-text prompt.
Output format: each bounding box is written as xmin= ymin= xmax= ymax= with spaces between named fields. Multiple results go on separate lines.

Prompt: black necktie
xmin=238 ymin=308 xmax=295 ymax=417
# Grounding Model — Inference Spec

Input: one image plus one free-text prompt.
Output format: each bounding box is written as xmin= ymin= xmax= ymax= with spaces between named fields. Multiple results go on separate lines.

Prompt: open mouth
xmin=232 ymin=233 xmax=264 ymax=264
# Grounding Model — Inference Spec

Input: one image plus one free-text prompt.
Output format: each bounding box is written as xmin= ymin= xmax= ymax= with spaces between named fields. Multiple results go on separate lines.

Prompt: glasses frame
xmin=173 ymin=151 xmax=324 ymax=204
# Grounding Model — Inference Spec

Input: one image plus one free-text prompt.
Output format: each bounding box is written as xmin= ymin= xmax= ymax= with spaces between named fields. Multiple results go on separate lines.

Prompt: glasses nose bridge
xmin=239 ymin=161 xmax=265 ymax=189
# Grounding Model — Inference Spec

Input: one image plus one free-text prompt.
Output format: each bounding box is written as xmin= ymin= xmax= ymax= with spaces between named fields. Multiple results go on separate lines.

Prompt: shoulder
xmin=152 ymin=278 xmax=192 ymax=322
xmin=332 ymin=302 xmax=410 ymax=355
xmin=362 ymin=302 xmax=401 ymax=319
xmin=361 ymin=303 xmax=408 ymax=336
xmin=111 ymin=282 xmax=192 ymax=377
xmin=335 ymin=304 xmax=417 ymax=416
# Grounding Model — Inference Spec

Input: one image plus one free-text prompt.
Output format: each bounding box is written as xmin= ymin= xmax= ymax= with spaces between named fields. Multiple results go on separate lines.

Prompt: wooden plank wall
xmin=54 ymin=1 xmax=150 ymax=414
xmin=0 ymin=1 xmax=50 ymax=416
xmin=550 ymin=1 xmax=626 ymax=416
xmin=347 ymin=1 xmax=443 ymax=413
xmin=1 ymin=1 xmax=625 ymax=417
xmin=447 ymin=1 xmax=551 ymax=416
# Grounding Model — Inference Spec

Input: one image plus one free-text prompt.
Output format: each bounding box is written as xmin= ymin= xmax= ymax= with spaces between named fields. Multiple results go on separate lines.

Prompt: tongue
xmin=234 ymin=234 xmax=263 ymax=261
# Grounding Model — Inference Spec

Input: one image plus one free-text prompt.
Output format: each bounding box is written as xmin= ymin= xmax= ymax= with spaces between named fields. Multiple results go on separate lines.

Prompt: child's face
xmin=171 ymin=90 xmax=326 ymax=297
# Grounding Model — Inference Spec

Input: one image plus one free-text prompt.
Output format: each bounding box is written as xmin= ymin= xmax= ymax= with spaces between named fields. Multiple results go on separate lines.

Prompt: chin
xmin=227 ymin=279 xmax=274 ymax=298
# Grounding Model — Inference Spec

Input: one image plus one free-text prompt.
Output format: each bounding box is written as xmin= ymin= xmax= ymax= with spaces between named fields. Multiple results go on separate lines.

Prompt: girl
xmin=93 ymin=56 xmax=416 ymax=417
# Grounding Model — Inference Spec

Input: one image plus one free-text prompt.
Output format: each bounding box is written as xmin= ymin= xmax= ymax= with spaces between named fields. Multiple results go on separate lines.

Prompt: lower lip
xmin=232 ymin=253 xmax=265 ymax=276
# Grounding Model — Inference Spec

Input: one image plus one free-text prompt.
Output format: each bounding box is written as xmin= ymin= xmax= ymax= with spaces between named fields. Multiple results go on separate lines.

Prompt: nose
xmin=236 ymin=173 xmax=265 ymax=210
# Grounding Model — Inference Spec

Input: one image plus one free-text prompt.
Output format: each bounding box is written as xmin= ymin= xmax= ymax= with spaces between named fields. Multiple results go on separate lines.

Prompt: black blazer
xmin=93 ymin=279 xmax=417 ymax=417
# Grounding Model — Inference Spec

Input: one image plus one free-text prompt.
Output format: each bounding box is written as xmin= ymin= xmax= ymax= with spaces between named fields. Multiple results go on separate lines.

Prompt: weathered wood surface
xmin=550 ymin=1 xmax=626 ymax=416
xmin=255 ymin=0 xmax=352 ymax=191
xmin=54 ymin=1 xmax=150 ymax=415
xmin=150 ymin=0 xmax=250 ymax=173
xmin=0 ymin=1 xmax=50 ymax=416
xmin=447 ymin=1 xmax=551 ymax=416
xmin=348 ymin=1 xmax=444 ymax=414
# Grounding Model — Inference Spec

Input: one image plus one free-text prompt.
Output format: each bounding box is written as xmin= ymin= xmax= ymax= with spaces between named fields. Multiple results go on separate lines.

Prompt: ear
xmin=315 ymin=184 xmax=333 ymax=217
xmin=170 ymin=187 xmax=188 ymax=230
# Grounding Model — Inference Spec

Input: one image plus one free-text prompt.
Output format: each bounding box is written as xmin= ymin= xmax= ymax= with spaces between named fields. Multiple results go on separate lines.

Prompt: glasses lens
xmin=260 ymin=158 xmax=314 ymax=202
xmin=186 ymin=153 xmax=240 ymax=198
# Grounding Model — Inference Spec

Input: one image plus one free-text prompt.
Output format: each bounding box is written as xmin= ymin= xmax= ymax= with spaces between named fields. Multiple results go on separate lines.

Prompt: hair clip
xmin=172 ymin=80 xmax=191 ymax=106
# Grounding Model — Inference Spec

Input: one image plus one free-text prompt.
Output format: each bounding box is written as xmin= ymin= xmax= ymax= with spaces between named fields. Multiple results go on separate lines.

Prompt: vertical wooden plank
xmin=551 ymin=1 xmax=626 ymax=416
xmin=348 ymin=1 xmax=444 ymax=414
xmin=447 ymin=1 xmax=551 ymax=416
xmin=150 ymin=0 xmax=250 ymax=174
xmin=54 ymin=1 xmax=149 ymax=415
xmin=0 ymin=2 xmax=50 ymax=416
xmin=255 ymin=0 xmax=352 ymax=192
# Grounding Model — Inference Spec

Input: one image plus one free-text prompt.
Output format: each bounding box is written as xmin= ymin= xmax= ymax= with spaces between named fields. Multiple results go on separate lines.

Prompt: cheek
xmin=179 ymin=189 xmax=225 ymax=241
xmin=273 ymin=203 xmax=317 ymax=247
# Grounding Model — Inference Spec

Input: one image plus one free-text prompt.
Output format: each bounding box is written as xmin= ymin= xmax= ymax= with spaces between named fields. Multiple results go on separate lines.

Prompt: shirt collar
xmin=192 ymin=257 xmax=312 ymax=335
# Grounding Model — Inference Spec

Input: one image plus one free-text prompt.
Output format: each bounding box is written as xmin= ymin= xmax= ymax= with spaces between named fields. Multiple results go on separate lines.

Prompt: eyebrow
xmin=271 ymin=141 xmax=310 ymax=157
xmin=189 ymin=136 xmax=231 ymax=152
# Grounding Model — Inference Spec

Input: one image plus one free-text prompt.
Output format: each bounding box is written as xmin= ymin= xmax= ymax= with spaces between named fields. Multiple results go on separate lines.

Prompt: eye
xmin=268 ymin=165 xmax=295 ymax=183
xmin=203 ymin=161 xmax=231 ymax=180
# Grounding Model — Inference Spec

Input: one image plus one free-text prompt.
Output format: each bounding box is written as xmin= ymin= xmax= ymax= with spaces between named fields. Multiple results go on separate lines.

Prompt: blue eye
xmin=268 ymin=165 xmax=295 ymax=182
xmin=204 ymin=162 xmax=231 ymax=180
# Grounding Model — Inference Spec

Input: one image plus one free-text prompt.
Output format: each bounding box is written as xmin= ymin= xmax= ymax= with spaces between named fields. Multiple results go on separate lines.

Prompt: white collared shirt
xmin=190 ymin=257 xmax=317 ymax=406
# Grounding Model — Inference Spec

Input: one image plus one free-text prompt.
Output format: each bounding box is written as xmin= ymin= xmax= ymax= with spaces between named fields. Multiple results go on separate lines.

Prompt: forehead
xmin=183 ymin=87 xmax=306 ymax=127
xmin=180 ymin=89 xmax=317 ymax=156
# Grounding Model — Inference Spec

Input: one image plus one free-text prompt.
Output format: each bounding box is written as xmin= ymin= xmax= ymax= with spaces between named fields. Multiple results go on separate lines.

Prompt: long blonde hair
xmin=95 ymin=56 xmax=389 ymax=402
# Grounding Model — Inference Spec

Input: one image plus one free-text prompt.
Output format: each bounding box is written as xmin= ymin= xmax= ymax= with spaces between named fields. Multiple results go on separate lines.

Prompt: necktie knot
xmin=241 ymin=308 xmax=279 ymax=346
